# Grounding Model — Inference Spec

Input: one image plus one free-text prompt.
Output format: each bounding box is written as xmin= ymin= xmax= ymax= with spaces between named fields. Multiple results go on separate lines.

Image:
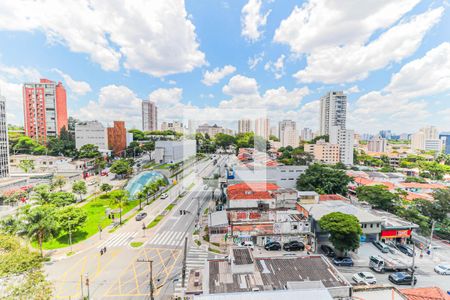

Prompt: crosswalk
xmin=146 ymin=230 xmax=187 ymax=247
xmin=173 ymin=245 xmax=209 ymax=295
xmin=97 ymin=232 xmax=137 ymax=249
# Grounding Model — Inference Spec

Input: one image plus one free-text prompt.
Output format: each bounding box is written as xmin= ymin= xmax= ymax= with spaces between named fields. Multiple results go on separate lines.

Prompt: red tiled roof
xmin=227 ymin=182 xmax=279 ymax=200
xmin=319 ymin=194 xmax=348 ymax=201
xmin=400 ymin=287 xmax=450 ymax=300
xmin=353 ymin=176 xmax=395 ymax=190
xmin=405 ymin=192 xmax=433 ymax=201
xmin=398 ymin=182 xmax=447 ymax=189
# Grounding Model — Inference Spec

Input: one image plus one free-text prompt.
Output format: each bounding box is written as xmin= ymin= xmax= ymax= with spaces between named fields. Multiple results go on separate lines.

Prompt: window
xmin=292 ymin=225 xmax=298 ymax=230
xmin=370 ymin=224 xmax=373 ymax=228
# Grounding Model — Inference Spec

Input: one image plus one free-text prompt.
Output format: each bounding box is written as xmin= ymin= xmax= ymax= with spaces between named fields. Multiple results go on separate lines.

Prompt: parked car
xmin=203 ymin=185 xmax=209 ymax=190
xmin=352 ymin=272 xmax=377 ymax=285
xmin=320 ymin=244 xmax=336 ymax=257
xmin=372 ymin=241 xmax=390 ymax=253
xmin=332 ymin=257 xmax=354 ymax=267
xmin=397 ymin=244 xmax=414 ymax=257
xmin=264 ymin=242 xmax=281 ymax=251
xmin=388 ymin=272 xmax=417 ymax=285
xmin=283 ymin=241 xmax=305 ymax=251
xmin=434 ymin=264 xmax=450 ymax=275
xmin=241 ymin=241 xmax=254 ymax=249
xmin=135 ymin=212 xmax=147 ymax=221
xmin=160 ymin=193 xmax=168 ymax=199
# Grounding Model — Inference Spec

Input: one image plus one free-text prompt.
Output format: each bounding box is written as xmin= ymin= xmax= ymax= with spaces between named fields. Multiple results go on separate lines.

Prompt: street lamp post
xmin=68 ymin=216 xmax=72 ymax=252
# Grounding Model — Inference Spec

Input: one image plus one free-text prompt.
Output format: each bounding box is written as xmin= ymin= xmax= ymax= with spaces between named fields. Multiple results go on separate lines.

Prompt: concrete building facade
xmin=439 ymin=132 xmax=450 ymax=154
xmin=301 ymin=127 xmax=313 ymax=141
xmin=75 ymin=121 xmax=108 ymax=151
xmin=161 ymin=121 xmax=183 ymax=133
xmin=238 ymin=119 xmax=252 ymax=134
xmin=23 ymin=78 xmax=68 ymax=141
xmin=319 ymin=91 xmax=347 ymax=136
xmin=0 ymin=93 xmax=9 ymax=178
xmin=142 ymin=100 xmax=157 ymax=131
xmin=279 ymin=120 xmax=299 ymax=148
xmin=330 ymin=126 xmax=354 ymax=165
xmin=305 ymin=140 xmax=340 ymax=164
xmin=254 ymin=118 xmax=269 ymax=139
xmin=154 ymin=140 xmax=196 ymax=164
xmin=368 ymin=135 xmax=387 ymax=152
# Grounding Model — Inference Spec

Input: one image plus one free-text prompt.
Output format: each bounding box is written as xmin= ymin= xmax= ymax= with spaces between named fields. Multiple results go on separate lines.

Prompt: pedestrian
xmin=100 ymin=249 xmax=103 ymax=255
xmin=103 ymin=247 xmax=107 ymax=253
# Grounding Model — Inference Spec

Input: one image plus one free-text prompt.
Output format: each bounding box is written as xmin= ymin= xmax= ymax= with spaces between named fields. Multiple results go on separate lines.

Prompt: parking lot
xmin=333 ymin=242 xmax=450 ymax=291
xmin=246 ymin=240 xmax=450 ymax=292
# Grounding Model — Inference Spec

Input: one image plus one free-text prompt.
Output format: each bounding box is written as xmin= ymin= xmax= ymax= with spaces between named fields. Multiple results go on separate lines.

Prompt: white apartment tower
xmin=0 ymin=93 xmax=9 ymax=178
xmin=279 ymin=120 xmax=299 ymax=148
xmin=320 ymin=91 xmax=347 ymax=136
xmin=330 ymin=126 xmax=354 ymax=165
xmin=411 ymin=126 xmax=441 ymax=152
xmin=75 ymin=121 xmax=108 ymax=151
xmin=254 ymin=118 xmax=269 ymax=139
xmin=142 ymin=100 xmax=157 ymax=131
xmin=238 ymin=119 xmax=252 ymax=134
xmin=301 ymin=128 xmax=313 ymax=141
xmin=367 ymin=135 xmax=387 ymax=153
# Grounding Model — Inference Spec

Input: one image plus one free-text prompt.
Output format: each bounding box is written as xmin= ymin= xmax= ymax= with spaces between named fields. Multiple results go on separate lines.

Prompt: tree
xmin=310 ymin=135 xmax=329 ymax=144
xmin=214 ymin=133 xmax=235 ymax=149
xmin=405 ymin=176 xmax=427 ymax=183
xmin=18 ymin=159 xmax=35 ymax=173
xmin=110 ymin=159 xmax=133 ymax=178
xmin=356 ymin=185 xmax=399 ymax=212
xmin=78 ymin=144 xmax=101 ymax=158
xmin=128 ymin=129 xmax=147 ymax=141
xmin=57 ymin=206 xmax=87 ymax=233
xmin=46 ymin=126 xmax=77 ymax=157
xmin=48 ymin=192 xmax=76 ymax=207
xmin=5 ymin=269 xmax=53 ymax=300
xmin=94 ymin=157 xmax=106 ymax=174
xmin=72 ymin=181 xmax=87 ymax=201
xmin=141 ymin=141 xmax=155 ymax=152
xmin=0 ymin=215 xmax=21 ymax=235
xmin=416 ymin=189 xmax=450 ymax=223
xmin=269 ymin=135 xmax=279 ymax=141
xmin=319 ymin=212 xmax=362 ymax=253
xmin=13 ymin=136 xmax=47 ymax=155
xmin=23 ymin=205 xmax=60 ymax=257
xmin=127 ymin=141 xmax=143 ymax=157
xmin=3 ymin=190 xmax=25 ymax=206
xmin=111 ymin=190 xmax=129 ymax=224
xmin=296 ymin=164 xmax=353 ymax=196
xmin=32 ymin=184 xmax=51 ymax=204
xmin=100 ymin=183 xmax=113 ymax=195
xmin=52 ymin=175 xmax=66 ymax=191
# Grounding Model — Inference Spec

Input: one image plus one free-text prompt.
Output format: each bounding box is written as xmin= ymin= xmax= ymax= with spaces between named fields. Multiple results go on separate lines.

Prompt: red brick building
xmin=23 ymin=79 xmax=68 ymax=141
xmin=107 ymin=121 xmax=127 ymax=156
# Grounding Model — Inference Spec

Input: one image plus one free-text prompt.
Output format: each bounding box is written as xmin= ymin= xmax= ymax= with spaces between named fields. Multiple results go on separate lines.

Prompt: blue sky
xmin=0 ymin=0 xmax=449 ymax=134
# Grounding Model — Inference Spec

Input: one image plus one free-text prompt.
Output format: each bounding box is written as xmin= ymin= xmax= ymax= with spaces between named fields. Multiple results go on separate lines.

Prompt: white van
xmin=241 ymin=241 xmax=254 ymax=249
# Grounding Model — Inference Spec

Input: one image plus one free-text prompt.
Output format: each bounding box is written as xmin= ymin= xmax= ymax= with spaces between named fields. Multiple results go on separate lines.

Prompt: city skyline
xmin=0 ymin=1 xmax=448 ymax=134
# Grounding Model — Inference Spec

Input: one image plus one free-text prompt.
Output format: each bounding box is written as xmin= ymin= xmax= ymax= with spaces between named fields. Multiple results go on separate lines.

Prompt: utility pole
xmin=182 ymin=236 xmax=188 ymax=288
xmin=429 ymin=220 xmax=436 ymax=249
xmin=137 ymin=258 xmax=154 ymax=300
xmin=80 ymin=274 xmax=84 ymax=299
xmin=197 ymin=197 xmax=201 ymax=227
xmin=411 ymin=238 xmax=416 ymax=287
xmin=68 ymin=216 xmax=72 ymax=252
xmin=85 ymin=273 xmax=90 ymax=299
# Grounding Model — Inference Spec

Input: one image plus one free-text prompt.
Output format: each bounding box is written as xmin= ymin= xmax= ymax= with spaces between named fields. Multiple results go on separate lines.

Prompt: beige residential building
xmin=196 ymin=123 xmax=233 ymax=138
xmin=305 ymin=140 xmax=340 ymax=164
xmin=254 ymin=117 xmax=269 ymax=139
xmin=279 ymin=120 xmax=299 ymax=148
xmin=161 ymin=121 xmax=184 ymax=133
xmin=367 ymin=135 xmax=387 ymax=152
xmin=238 ymin=119 xmax=252 ymax=134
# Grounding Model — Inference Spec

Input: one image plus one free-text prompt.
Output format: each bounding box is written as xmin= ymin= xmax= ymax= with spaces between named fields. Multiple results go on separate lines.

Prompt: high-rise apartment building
xmin=75 ymin=121 xmax=108 ymax=151
xmin=279 ymin=120 xmax=299 ymax=148
xmin=330 ymin=126 xmax=354 ymax=165
xmin=439 ymin=132 xmax=450 ymax=154
xmin=269 ymin=126 xmax=278 ymax=139
xmin=107 ymin=121 xmax=127 ymax=156
xmin=367 ymin=135 xmax=387 ymax=153
xmin=254 ymin=118 xmax=269 ymax=139
xmin=301 ymin=128 xmax=313 ymax=141
xmin=161 ymin=121 xmax=184 ymax=133
xmin=0 ymin=93 xmax=9 ymax=178
xmin=411 ymin=126 xmax=440 ymax=152
xmin=379 ymin=130 xmax=392 ymax=139
xmin=142 ymin=100 xmax=157 ymax=131
xmin=197 ymin=124 xmax=233 ymax=138
xmin=23 ymin=78 xmax=68 ymax=141
xmin=238 ymin=119 xmax=252 ymax=134
xmin=319 ymin=91 xmax=347 ymax=136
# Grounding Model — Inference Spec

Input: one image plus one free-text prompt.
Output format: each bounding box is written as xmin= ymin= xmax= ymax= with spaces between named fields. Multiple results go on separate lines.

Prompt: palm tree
xmin=136 ymin=191 xmax=145 ymax=210
xmin=23 ymin=205 xmax=60 ymax=257
xmin=32 ymin=184 xmax=51 ymax=204
xmin=112 ymin=190 xmax=129 ymax=224
xmin=53 ymin=176 xmax=67 ymax=191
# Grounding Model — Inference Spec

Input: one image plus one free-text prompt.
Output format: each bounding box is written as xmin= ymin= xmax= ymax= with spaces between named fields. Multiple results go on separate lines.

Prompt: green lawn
xmin=165 ymin=203 xmax=175 ymax=211
xmin=37 ymin=195 xmax=140 ymax=250
xmin=130 ymin=242 xmax=143 ymax=248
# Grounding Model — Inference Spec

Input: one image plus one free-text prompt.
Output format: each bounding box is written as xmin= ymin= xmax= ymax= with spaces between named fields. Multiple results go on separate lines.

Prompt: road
xmin=45 ymin=155 xmax=227 ymax=299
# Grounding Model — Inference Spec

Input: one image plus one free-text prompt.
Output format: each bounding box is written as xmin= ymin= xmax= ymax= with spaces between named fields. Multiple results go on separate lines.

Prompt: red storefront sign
xmin=381 ymin=229 xmax=412 ymax=238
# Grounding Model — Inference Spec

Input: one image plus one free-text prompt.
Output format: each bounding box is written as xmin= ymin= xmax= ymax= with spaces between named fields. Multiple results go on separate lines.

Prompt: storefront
xmin=380 ymin=229 xmax=412 ymax=244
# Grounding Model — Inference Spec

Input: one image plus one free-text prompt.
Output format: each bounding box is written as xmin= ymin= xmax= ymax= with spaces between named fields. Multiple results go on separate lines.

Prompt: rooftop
xmin=227 ymin=182 xmax=279 ymax=200
xmin=400 ymin=287 xmax=450 ymax=300
xmin=301 ymin=201 xmax=382 ymax=223
xmin=319 ymin=194 xmax=349 ymax=201
xmin=370 ymin=209 xmax=419 ymax=229
xmin=193 ymin=288 xmax=333 ymax=300
xmin=208 ymin=211 xmax=228 ymax=227
xmin=232 ymin=248 xmax=253 ymax=265
xmin=207 ymin=255 xmax=350 ymax=295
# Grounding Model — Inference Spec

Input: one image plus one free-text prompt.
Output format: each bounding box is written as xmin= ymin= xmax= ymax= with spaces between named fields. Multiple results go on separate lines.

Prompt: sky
xmin=0 ymin=0 xmax=449 ymax=134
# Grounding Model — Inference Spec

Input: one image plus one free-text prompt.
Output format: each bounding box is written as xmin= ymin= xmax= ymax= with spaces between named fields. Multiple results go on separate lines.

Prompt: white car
xmin=240 ymin=241 xmax=254 ymax=249
xmin=160 ymin=193 xmax=168 ymax=199
xmin=434 ymin=264 xmax=450 ymax=275
xmin=352 ymin=272 xmax=377 ymax=285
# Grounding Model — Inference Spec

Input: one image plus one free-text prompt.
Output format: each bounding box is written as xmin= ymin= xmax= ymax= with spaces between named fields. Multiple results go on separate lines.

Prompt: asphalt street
xmin=45 ymin=155 xmax=227 ymax=299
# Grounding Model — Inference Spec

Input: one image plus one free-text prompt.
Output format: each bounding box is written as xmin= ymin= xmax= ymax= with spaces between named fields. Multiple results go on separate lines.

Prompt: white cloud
xmin=274 ymin=0 xmax=420 ymax=53
xmin=264 ymin=54 xmax=285 ymax=79
xmin=0 ymin=65 xmax=42 ymax=125
xmin=349 ymin=42 xmax=450 ymax=133
xmin=293 ymin=8 xmax=443 ymax=83
xmin=344 ymin=85 xmax=361 ymax=94
xmin=241 ymin=0 xmax=271 ymax=42
xmin=76 ymin=85 xmax=142 ymax=128
xmin=222 ymin=75 xmax=259 ymax=96
xmin=0 ymin=0 xmax=205 ymax=76
xmin=385 ymin=42 xmax=450 ymax=98
xmin=220 ymin=74 xmax=309 ymax=109
xmin=248 ymin=52 xmax=265 ymax=70
xmin=53 ymin=69 xmax=91 ymax=96
xmin=202 ymin=65 xmax=236 ymax=86
xmin=148 ymin=87 xmax=183 ymax=107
